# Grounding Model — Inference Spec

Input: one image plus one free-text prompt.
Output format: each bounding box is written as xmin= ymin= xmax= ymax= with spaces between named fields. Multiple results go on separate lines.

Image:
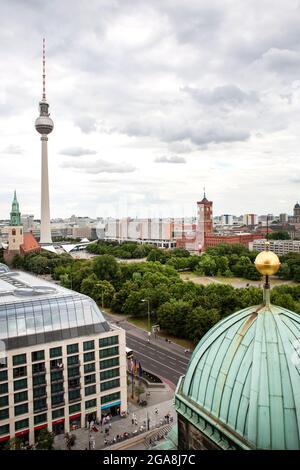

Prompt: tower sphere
xmin=35 ymin=102 xmax=54 ymax=135
xmin=254 ymin=249 xmax=281 ymax=275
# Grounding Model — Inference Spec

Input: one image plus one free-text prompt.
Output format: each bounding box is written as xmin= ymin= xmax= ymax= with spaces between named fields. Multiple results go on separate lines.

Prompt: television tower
xmin=35 ymin=38 xmax=54 ymax=244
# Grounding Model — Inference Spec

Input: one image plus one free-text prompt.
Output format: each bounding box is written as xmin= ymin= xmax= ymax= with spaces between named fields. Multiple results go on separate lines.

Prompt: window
xmin=67 ymin=344 xmax=78 ymax=355
xmin=100 ymin=358 xmax=119 ymax=370
xmin=50 ymin=359 xmax=63 ymax=370
xmin=15 ymin=403 xmax=28 ymax=416
xmin=69 ymin=389 xmax=80 ymax=401
xmin=85 ymin=385 xmax=96 ymax=396
xmin=14 ymin=391 xmax=28 ymax=403
xmin=50 ymin=347 xmax=62 ymax=358
xmin=0 ymin=424 xmax=9 ymax=436
xmin=99 ymin=336 xmax=118 ymax=348
xmin=34 ymin=399 xmax=47 ymax=413
xmin=83 ymin=352 xmax=95 ymax=363
xmin=33 ymin=386 xmax=46 ymax=399
xmin=100 ymin=379 xmax=120 ymax=392
xmin=100 ymin=368 xmax=120 ymax=381
xmin=32 ymin=350 xmax=45 ymax=362
xmin=34 ymin=413 xmax=47 ymax=425
xmin=101 ymin=392 xmax=120 ymax=405
xmin=51 ymin=394 xmax=64 ymax=407
xmin=84 ymin=374 xmax=95 ymax=385
xmin=0 ymin=396 xmax=8 ymax=408
xmin=67 ymin=355 xmax=79 ymax=366
xmin=51 ymin=370 xmax=63 ymax=382
xmin=69 ymin=403 xmax=81 ymax=414
xmin=15 ymin=418 xmax=29 ymax=431
xmin=99 ymin=346 xmax=119 ymax=359
xmin=13 ymin=354 xmax=26 ymax=366
xmin=51 ymin=382 xmax=64 ymax=394
xmin=0 ymin=370 xmax=7 ymax=382
xmin=85 ymin=399 xmax=96 ymax=410
xmin=0 ymin=358 xmax=7 ymax=369
xmin=0 ymin=383 xmax=8 ymax=395
xmin=12 ymin=229 xmax=16 ymax=236
xmin=68 ymin=366 xmax=80 ymax=378
xmin=83 ymin=340 xmax=94 ymax=351
xmin=0 ymin=409 xmax=9 ymax=420
xmin=32 ymin=363 xmax=45 ymax=374
xmin=33 ymin=375 xmax=46 ymax=387
xmin=52 ymin=408 xmax=64 ymax=419
xmin=84 ymin=363 xmax=95 ymax=374
xmin=68 ymin=378 xmax=80 ymax=389
xmin=14 ymin=378 xmax=27 ymax=391
xmin=13 ymin=366 xmax=27 ymax=378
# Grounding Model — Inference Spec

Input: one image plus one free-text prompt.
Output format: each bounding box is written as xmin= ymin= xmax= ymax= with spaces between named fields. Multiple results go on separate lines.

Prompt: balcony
xmin=32 ymin=368 xmax=46 ymax=376
xmin=51 ymin=401 xmax=65 ymax=409
xmin=68 ymin=395 xmax=81 ymax=403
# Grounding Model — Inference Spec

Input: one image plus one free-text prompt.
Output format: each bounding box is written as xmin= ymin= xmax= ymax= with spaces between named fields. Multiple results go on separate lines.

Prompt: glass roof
xmin=0 ymin=268 xmax=110 ymax=347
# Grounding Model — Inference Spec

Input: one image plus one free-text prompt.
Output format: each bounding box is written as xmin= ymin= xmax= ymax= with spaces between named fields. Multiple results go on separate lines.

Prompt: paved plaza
xmin=54 ymin=384 xmax=176 ymax=451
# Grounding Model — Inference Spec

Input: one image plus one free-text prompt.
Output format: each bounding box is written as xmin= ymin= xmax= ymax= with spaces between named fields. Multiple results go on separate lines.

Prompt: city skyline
xmin=1 ymin=1 xmax=300 ymax=219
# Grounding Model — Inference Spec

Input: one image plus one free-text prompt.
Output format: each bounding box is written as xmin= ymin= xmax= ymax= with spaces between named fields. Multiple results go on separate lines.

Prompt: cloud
xmin=2 ymin=145 xmax=23 ymax=154
xmin=73 ymin=116 xmax=97 ymax=134
xmin=60 ymin=147 xmax=97 ymax=156
xmin=259 ymin=48 xmax=300 ymax=74
xmin=154 ymin=155 xmax=186 ymax=164
xmin=0 ymin=0 xmax=300 ymax=218
xmin=61 ymin=159 xmax=136 ymax=174
xmin=182 ymin=84 xmax=259 ymax=106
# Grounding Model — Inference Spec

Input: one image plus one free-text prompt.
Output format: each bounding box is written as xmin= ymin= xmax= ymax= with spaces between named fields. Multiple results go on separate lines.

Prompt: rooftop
xmin=0 ymin=265 xmax=110 ymax=350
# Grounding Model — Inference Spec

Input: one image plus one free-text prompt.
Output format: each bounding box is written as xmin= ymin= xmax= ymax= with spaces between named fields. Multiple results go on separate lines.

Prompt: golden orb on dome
xmin=254 ymin=248 xmax=281 ymax=275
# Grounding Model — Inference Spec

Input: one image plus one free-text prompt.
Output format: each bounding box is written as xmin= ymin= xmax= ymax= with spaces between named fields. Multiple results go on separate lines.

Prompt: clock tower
xmin=195 ymin=190 xmax=213 ymax=252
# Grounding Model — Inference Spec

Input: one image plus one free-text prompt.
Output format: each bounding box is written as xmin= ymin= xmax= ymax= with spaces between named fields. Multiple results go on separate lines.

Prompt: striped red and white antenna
xmin=42 ymin=38 xmax=46 ymax=100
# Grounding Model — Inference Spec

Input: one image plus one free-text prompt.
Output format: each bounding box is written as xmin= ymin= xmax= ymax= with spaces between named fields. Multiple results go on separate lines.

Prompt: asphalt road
xmin=126 ymin=334 xmax=191 ymax=385
xmin=103 ymin=312 xmax=191 ymax=385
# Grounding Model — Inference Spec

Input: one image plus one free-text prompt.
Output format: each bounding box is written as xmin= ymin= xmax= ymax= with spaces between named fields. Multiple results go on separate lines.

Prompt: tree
xmin=185 ymin=307 xmax=221 ymax=343
xmin=196 ymin=254 xmax=217 ymax=276
xmin=93 ymin=255 xmax=120 ymax=282
xmin=80 ymin=275 xmax=115 ymax=307
xmin=64 ymin=432 xmax=76 ymax=450
xmin=35 ymin=429 xmax=55 ymax=450
xmin=27 ymin=255 xmax=49 ymax=274
xmin=134 ymin=383 xmax=145 ymax=402
xmin=157 ymin=300 xmax=192 ymax=337
xmin=4 ymin=437 xmax=22 ymax=450
xmin=268 ymin=231 xmax=290 ymax=240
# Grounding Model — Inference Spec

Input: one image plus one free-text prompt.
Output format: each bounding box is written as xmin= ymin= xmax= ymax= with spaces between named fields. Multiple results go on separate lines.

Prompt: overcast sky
xmin=0 ymin=0 xmax=299 ymax=219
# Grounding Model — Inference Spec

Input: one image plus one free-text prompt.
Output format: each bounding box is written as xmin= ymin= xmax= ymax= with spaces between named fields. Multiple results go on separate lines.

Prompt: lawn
xmin=127 ymin=316 xmax=194 ymax=351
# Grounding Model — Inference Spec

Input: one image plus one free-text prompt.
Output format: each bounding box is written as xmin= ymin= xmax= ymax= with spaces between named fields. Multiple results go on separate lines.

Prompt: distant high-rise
xmin=35 ymin=38 xmax=54 ymax=244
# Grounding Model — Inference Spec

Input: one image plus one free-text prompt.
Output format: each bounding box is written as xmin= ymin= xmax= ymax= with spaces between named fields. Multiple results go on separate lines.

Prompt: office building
xmin=0 ymin=266 xmax=127 ymax=447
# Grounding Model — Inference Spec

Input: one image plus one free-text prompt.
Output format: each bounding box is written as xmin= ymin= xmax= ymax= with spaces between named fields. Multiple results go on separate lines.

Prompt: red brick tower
xmin=196 ymin=191 xmax=213 ymax=252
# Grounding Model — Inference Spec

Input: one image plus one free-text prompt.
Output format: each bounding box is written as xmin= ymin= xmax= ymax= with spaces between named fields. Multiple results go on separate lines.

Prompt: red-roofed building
xmin=20 ymin=232 xmax=41 ymax=255
xmin=176 ymin=193 xmax=262 ymax=252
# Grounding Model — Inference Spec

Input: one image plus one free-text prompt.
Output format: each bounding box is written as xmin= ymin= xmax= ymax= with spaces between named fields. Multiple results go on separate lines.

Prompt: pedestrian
xmin=154 ymin=407 xmax=158 ymax=415
xmin=109 ymin=423 xmax=112 ymax=430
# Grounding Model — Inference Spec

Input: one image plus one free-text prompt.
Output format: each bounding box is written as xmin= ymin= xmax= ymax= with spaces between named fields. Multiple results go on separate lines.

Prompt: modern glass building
xmin=0 ymin=264 xmax=127 ymax=447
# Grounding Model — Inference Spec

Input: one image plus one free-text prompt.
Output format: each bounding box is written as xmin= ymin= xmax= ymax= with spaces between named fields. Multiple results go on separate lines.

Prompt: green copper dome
xmin=176 ymin=302 xmax=300 ymax=450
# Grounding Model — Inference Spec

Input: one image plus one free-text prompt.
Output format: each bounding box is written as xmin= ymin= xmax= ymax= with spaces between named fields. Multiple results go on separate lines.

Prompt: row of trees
xmin=86 ymin=240 xmax=153 ymax=259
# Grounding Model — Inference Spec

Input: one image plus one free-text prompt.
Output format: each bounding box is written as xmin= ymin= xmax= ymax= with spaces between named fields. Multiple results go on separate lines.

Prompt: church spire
xmin=10 ymin=190 xmax=21 ymax=226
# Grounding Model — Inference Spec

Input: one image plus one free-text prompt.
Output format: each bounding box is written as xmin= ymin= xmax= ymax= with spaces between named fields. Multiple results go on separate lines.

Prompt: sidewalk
xmin=54 ymin=399 xmax=175 ymax=451
xmin=54 ymin=384 xmax=175 ymax=451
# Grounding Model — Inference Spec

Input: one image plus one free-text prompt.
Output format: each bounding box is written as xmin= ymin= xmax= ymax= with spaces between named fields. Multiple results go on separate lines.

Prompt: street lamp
xmin=141 ymin=299 xmax=151 ymax=338
xmin=96 ymin=283 xmax=104 ymax=308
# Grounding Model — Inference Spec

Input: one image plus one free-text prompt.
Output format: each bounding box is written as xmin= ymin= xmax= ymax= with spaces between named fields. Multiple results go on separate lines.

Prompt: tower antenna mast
xmin=42 ymin=38 xmax=46 ymax=100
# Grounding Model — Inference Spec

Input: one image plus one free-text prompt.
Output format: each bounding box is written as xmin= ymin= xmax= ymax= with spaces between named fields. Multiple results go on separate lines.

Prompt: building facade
xmin=0 ymin=267 xmax=127 ymax=447
xmin=251 ymin=238 xmax=300 ymax=255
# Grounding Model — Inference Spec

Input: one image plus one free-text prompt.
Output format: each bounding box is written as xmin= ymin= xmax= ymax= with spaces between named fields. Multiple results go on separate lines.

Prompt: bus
xmin=126 ymin=347 xmax=133 ymax=360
